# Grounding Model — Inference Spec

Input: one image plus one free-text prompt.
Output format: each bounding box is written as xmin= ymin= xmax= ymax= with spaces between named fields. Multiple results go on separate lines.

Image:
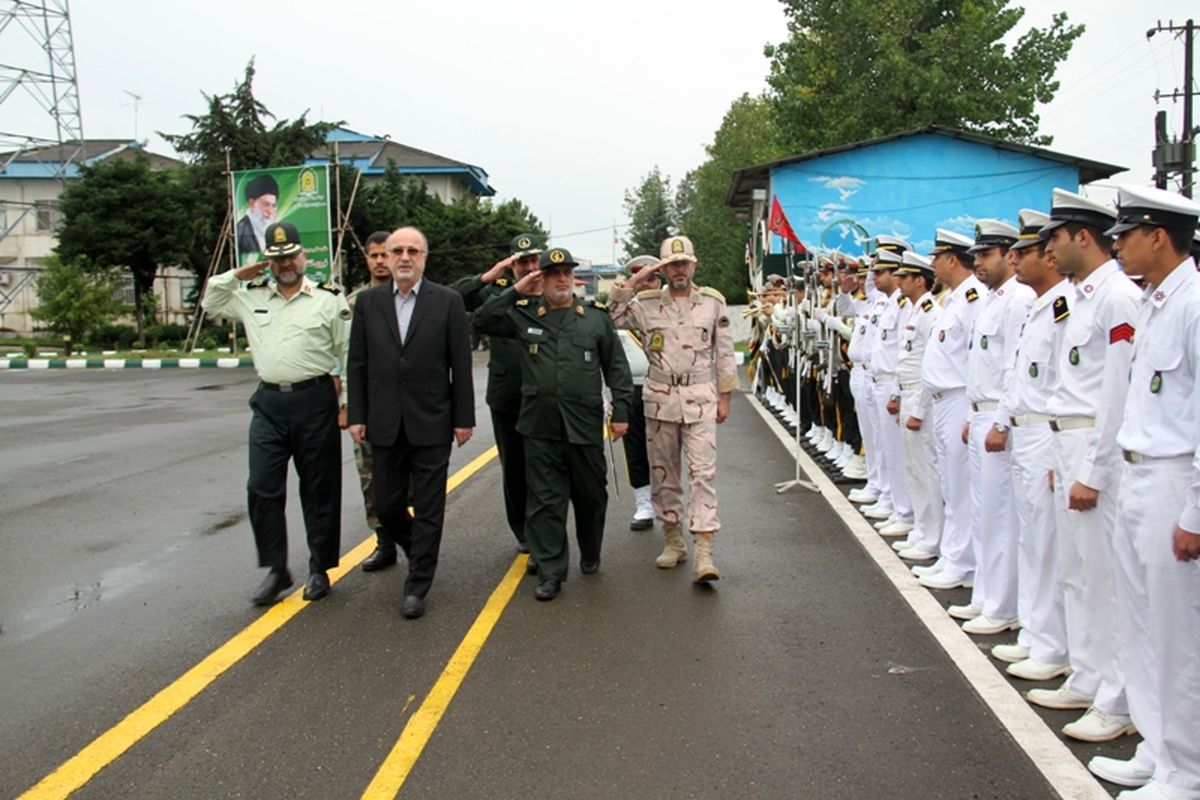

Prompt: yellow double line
xmin=21 ymin=445 xmax=519 ymax=800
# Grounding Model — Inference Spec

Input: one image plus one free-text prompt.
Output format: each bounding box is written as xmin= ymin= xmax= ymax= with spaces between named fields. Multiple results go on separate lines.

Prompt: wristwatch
xmin=993 ymin=422 xmax=1010 ymax=434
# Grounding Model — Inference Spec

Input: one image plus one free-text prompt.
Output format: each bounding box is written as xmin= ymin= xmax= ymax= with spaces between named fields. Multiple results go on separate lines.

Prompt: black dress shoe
xmin=251 ymin=569 xmax=293 ymax=606
xmin=302 ymin=571 xmax=330 ymax=601
xmin=515 ymin=541 xmax=530 ymax=554
xmin=401 ymin=595 xmax=425 ymax=619
xmin=629 ymin=517 xmax=653 ymax=531
xmin=361 ymin=545 xmax=397 ymax=572
xmin=526 ymin=557 xmax=539 ymax=575
xmin=534 ymin=579 xmax=560 ymax=601
xmin=580 ymin=559 xmax=600 ymax=575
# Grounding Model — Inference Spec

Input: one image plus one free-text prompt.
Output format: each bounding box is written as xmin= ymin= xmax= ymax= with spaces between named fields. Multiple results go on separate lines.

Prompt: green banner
xmin=231 ymin=165 xmax=333 ymax=281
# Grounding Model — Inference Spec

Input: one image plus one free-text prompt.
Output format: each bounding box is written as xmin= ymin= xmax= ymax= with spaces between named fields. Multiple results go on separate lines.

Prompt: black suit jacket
xmin=347 ymin=280 xmax=475 ymax=448
xmin=235 ymin=215 xmax=261 ymax=259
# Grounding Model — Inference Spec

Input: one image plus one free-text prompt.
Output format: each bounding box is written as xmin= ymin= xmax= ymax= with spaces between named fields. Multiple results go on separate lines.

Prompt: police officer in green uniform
xmin=201 ymin=221 xmax=351 ymax=606
xmin=473 ymin=246 xmax=634 ymax=600
xmin=452 ymin=233 xmax=544 ymax=560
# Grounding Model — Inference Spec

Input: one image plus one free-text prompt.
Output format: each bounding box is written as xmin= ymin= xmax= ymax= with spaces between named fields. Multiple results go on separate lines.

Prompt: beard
xmin=273 ymin=263 xmax=305 ymax=286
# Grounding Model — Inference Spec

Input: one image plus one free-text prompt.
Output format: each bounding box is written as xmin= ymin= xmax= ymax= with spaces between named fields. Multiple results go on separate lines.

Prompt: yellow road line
xmin=361 ymin=554 xmax=527 ymax=799
xmin=18 ymin=445 xmax=499 ymax=800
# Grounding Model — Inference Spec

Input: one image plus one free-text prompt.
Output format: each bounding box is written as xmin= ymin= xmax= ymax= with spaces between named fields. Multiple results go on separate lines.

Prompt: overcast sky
xmin=5 ymin=0 xmax=1197 ymax=262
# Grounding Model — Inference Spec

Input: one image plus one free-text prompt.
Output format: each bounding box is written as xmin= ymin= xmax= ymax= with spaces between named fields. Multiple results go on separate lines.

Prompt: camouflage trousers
xmin=647 ymin=417 xmax=720 ymax=533
xmin=353 ymin=440 xmax=381 ymax=532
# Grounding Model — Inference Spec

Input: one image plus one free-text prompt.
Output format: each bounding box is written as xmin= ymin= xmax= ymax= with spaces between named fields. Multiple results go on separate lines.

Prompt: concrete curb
xmin=0 ymin=357 xmax=254 ymax=370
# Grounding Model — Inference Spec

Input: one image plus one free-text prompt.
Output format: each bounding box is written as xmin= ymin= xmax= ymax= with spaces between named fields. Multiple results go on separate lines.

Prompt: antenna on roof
xmin=121 ymin=89 xmax=143 ymax=141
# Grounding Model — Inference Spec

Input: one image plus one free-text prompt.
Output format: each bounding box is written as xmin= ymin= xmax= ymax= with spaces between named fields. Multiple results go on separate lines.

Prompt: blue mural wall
xmin=768 ymin=133 xmax=1079 ymax=256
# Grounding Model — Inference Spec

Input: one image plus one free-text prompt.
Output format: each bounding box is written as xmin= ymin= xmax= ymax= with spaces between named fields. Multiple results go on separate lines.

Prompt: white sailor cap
xmin=1041 ymin=188 xmax=1116 ymax=236
xmin=897 ymin=251 xmax=934 ymax=276
xmin=1009 ymin=209 xmax=1051 ymax=251
xmin=968 ymin=219 xmax=1020 ymax=253
xmin=874 ymin=234 xmax=910 ymax=254
xmin=872 ymin=249 xmax=904 ymax=270
xmin=929 ymin=228 xmax=975 ymax=257
xmin=1105 ymin=184 xmax=1200 ymax=237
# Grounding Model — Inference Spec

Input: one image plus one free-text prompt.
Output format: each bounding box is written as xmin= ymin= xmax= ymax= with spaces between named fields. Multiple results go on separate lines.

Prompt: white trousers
xmin=851 ymin=366 xmax=881 ymax=495
xmin=873 ymin=382 xmax=911 ymax=521
xmin=1114 ymin=458 xmax=1200 ymax=794
xmin=1010 ymin=423 xmax=1068 ymax=665
xmin=900 ymin=389 xmax=941 ymax=553
xmin=1052 ymin=427 xmax=1127 ymax=715
xmin=929 ymin=388 xmax=973 ymax=579
xmin=968 ymin=410 xmax=1018 ymax=620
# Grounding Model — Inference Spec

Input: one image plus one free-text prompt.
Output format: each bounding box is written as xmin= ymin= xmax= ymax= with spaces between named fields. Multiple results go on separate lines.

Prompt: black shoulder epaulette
xmin=965 ymin=287 xmax=979 ymax=303
xmin=318 ymin=282 xmax=341 ymax=295
xmin=247 ymin=279 xmax=269 ymax=289
xmin=899 ymin=297 xmax=909 ymax=307
xmin=515 ymin=298 xmax=531 ymax=307
xmin=1053 ymin=295 xmax=1069 ymax=322
xmin=496 ymin=277 xmax=510 ymax=288
xmin=921 ymin=298 xmax=934 ymax=312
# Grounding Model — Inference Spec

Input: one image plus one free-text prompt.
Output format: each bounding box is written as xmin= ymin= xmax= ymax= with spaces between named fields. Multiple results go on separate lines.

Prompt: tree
xmin=32 ymin=255 xmax=125 ymax=345
xmin=764 ymin=0 xmax=1083 ymax=152
xmin=621 ymin=167 xmax=676 ymax=260
xmin=677 ymin=94 xmax=788 ymax=302
xmin=55 ymin=153 xmax=190 ymax=344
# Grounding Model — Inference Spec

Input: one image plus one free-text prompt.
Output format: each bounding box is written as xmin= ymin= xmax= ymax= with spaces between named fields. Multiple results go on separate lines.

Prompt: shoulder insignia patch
xmin=247 ymin=279 xmax=269 ymax=289
xmin=318 ymin=282 xmax=341 ymax=294
xmin=699 ymin=286 xmax=726 ymax=302
xmin=576 ymin=305 xmax=585 ymax=316
xmin=965 ymin=287 xmax=979 ymax=303
xmin=339 ymin=307 xmax=351 ymax=320
xmin=1109 ymin=322 xmax=1134 ymax=344
xmin=718 ymin=316 xmax=730 ymax=328
xmin=496 ymin=277 xmax=510 ymax=288
xmin=1053 ymin=295 xmax=1069 ymax=322
xmin=899 ymin=297 xmax=909 ymax=307
xmin=515 ymin=298 xmax=531 ymax=307
xmin=637 ymin=289 xmax=662 ymax=300
xmin=921 ymin=299 xmax=934 ymax=312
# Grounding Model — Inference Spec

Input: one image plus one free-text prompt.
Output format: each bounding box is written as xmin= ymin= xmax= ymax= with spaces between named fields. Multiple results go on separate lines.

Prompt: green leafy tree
xmin=32 ymin=255 xmax=125 ymax=345
xmin=677 ymin=94 xmax=788 ymax=301
xmin=621 ymin=167 xmax=676 ymax=260
xmin=764 ymin=0 xmax=1084 ymax=152
xmin=55 ymin=153 xmax=190 ymax=344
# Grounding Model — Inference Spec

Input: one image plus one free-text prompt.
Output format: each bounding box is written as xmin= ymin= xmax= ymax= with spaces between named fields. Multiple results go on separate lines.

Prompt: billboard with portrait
xmin=231 ymin=165 xmax=333 ymax=281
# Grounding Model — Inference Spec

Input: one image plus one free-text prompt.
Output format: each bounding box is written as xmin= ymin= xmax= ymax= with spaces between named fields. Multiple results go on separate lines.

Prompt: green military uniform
xmin=473 ymin=251 xmax=633 ymax=584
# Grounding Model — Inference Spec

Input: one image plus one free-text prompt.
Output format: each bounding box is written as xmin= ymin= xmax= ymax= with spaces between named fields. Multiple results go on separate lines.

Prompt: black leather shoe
xmin=302 ymin=571 xmax=330 ymax=601
xmin=629 ymin=517 xmax=653 ymax=531
xmin=526 ymin=557 xmax=539 ymax=575
xmin=515 ymin=541 xmax=530 ymax=554
xmin=401 ymin=595 xmax=425 ymax=619
xmin=361 ymin=545 xmax=397 ymax=572
xmin=534 ymin=579 xmax=560 ymax=601
xmin=251 ymin=569 xmax=293 ymax=606
xmin=580 ymin=559 xmax=600 ymax=575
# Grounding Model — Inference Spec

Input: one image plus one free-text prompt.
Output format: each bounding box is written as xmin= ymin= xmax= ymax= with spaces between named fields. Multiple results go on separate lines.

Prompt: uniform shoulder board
xmin=637 ymin=289 xmax=661 ymax=300
xmin=921 ymin=298 xmax=934 ymax=312
xmin=247 ymin=278 xmax=269 ymax=289
xmin=592 ymin=300 xmax=607 ymax=310
xmin=318 ymin=282 xmax=341 ymax=294
xmin=699 ymin=286 xmax=726 ymax=302
xmin=1053 ymin=295 xmax=1069 ymax=322
xmin=495 ymin=277 xmax=510 ymax=288
xmin=515 ymin=298 xmax=531 ymax=307
xmin=855 ymin=291 xmax=866 ymax=300
xmin=898 ymin=297 xmax=909 ymax=307
xmin=965 ymin=287 xmax=979 ymax=303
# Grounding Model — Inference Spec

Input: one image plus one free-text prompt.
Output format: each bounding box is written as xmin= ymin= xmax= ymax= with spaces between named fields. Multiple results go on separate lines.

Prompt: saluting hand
xmin=627 ymin=262 xmax=662 ymax=289
xmin=513 ymin=270 xmax=543 ymax=295
xmin=481 ymin=255 xmax=515 ymax=284
xmin=233 ymin=260 xmax=268 ymax=281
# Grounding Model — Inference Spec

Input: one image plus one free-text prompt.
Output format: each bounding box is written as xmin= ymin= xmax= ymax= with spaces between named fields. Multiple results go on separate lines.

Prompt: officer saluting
xmin=201 ymin=221 xmax=351 ymax=606
xmin=473 ymin=246 xmax=633 ymax=601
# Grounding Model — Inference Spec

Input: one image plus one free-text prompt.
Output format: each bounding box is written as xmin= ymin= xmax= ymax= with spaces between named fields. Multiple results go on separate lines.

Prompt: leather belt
xmin=971 ymin=400 xmax=999 ymax=412
xmin=1122 ymin=450 xmax=1189 ymax=464
xmin=647 ymin=366 xmax=709 ymax=387
xmin=871 ymin=372 xmax=896 ymax=384
xmin=260 ymin=375 xmax=330 ymax=393
xmin=930 ymin=387 xmax=963 ymax=402
xmin=1050 ymin=416 xmax=1095 ymax=432
xmin=1010 ymin=413 xmax=1052 ymax=427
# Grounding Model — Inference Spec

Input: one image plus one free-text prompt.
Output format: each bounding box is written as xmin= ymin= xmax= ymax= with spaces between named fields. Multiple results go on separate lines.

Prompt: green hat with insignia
xmin=510 ymin=233 xmax=545 ymax=257
xmin=262 ymin=221 xmax=304 ymax=258
xmin=539 ymin=246 xmax=578 ymax=270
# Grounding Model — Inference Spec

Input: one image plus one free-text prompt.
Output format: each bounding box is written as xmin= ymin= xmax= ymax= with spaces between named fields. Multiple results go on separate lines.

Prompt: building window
xmin=35 ymin=200 xmax=61 ymax=231
xmin=113 ymin=276 xmax=136 ymax=306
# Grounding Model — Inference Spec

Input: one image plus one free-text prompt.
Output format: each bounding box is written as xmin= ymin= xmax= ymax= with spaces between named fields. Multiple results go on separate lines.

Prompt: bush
xmin=22 ymin=341 xmax=37 ymax=358
xmin=196 ymin=334 xmax=219 ymax=350
xmin=143 ymin=323 xmax=189 ymax=348
xmin=90 ymin=323 xmax=137 ymax=350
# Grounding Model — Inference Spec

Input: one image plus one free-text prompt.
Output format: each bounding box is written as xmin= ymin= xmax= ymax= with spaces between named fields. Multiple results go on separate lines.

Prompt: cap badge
xmin=671 ymin=239 xmax=685 ymax=254
xmin=518 ymin=237 xmax=531 ymax=249
xmin=273 ymin=227 xmax=287 ymax=243
xmin=549 ymin=249 xmax=566 ymax=264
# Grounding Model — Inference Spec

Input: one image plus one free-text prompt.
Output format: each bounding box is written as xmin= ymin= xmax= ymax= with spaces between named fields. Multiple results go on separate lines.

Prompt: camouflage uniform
xmin=607 ymin=284 xmax=739 ymax=535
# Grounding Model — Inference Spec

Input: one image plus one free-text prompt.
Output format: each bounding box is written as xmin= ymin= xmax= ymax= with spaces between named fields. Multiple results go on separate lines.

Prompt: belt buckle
xmin=279 ymin=382 xmax=294 ymax=393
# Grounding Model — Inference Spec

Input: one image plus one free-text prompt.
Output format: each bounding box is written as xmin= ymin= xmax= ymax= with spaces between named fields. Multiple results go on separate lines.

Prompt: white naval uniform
xmin=844 ymin=291 xmax=878 ymax=493
xmin=920 ymin=274 xmax=986 ymax=581
xmin=869 ymin=289 xmax=911 ymax=523
xmin=1113 ymin=258 xmax=1200 ymax=796
xmin=966 ymin=275 xmax=1033 ymax=620
xmin=896 ymin=291 xmax=942 ymax=553
xmin=861 ymin=287 xmax=892 ymax=506
xmin=998 ymin=278 xmax=1072 ymax=666
xmin=1047 ymin=259 xmax=1140 ymax=717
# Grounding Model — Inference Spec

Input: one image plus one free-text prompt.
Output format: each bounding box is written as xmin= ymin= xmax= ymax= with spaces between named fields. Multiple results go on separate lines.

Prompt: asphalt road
xmin=1 ymin=364 xmax=1070 ymax=798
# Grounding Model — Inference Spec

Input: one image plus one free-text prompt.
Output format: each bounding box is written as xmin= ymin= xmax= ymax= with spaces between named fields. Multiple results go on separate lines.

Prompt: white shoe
xmin=1063 ymin=708 xmax=1136 ymax=743
xmin=1026 ymin=684 xmax=1095 ymax=710
xmin=861 ymin=504 xmax=894 ymax=520
xmin=911 ymin=563 xmax=941 ymax=578
xmin=879 ymin=520 xmax=913 ymax=537
xmin=991 ymin=643 xmax=1030 ymax=663
xmin=840 ymin=463 xmax=868 ymax=480
xmin=873 ymin=516 xmax=896 ymax=530
xmin=947 ymin=602 xmax=981 ymax=620
xmin=847 ymin=487 xmax=878 ymax=504
xmin=817 ymin=430 xmax=836 ymax=453
xmin=1006 ymin=658 xmax=1072 ymax=681
xmin=919 ymin=570 xmax=970 ymax=590
xmin=1089 ymin=755 xmax=1153 ymax=788
xmin=805 ymin=423 xmax=823 ymax=442
xmin=898 ymin=546 xmax=937 ymax=561
xmin=962 ymin=615 xmax=1020 ymax=635
xmin=891 ymin=538 xmax=912 ymax=552
xmin=1116 ymin=784 xmax=1190 ymax=800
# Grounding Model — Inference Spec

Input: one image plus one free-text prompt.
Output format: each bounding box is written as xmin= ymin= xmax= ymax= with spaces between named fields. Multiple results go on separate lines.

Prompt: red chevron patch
xmin=1109 ymin=323 xmax=1134 ymax=344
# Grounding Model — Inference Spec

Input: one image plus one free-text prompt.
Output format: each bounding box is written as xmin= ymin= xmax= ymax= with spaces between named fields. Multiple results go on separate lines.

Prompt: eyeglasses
xmin=390 ymin=246 xmax=426 ymax=257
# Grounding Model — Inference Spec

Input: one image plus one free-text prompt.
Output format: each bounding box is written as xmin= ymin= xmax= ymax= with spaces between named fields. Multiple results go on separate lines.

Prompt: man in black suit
xmin=346 ymin=226 xmax=475 ymax=619
xmin=235 ymin=174 xmax=279 ymax=264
